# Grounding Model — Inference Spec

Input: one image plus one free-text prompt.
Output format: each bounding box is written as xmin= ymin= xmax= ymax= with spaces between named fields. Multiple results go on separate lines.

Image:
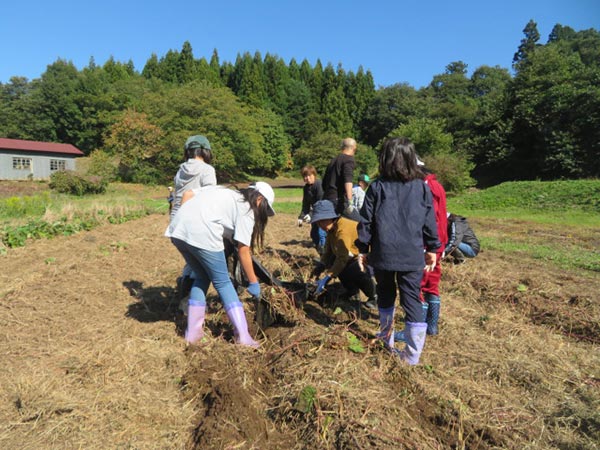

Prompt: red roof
xmin=0 ymin=138 xmax=84 ymax=156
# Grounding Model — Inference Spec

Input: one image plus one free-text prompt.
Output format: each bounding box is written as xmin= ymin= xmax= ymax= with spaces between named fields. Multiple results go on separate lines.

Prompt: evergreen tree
xmin=288 ymin=58 xmax=300 ymax=80
xmin=178 ymin=41 xmax=196 ymax=83
xmin=235 ymin=52 xmax=267 ymax=107
xmin=513 ymin=19 xmax=541 ymax=66
xmin=196 ymin=58 xmax=221 ymax=86
xmin=209 ymin=49 xmax=223 ymax=85
xmin=310 ymin=59 xmax=324 ymax=106
xmin=346 ymin=66 xmax=375 ymax=138
xmin=142 ymin=54 xmax=160 ymax=79
xmin=321 ymin=85 xmax=353 ymax=135
xmin=321 ymin=62 xmax=337 ymax=102
xmin=0 ymin=77 xmax=54 ymax=140
xmin=263 ymin=53 xmax=290 ymax=112
xmin=280 ymin=78 xmax=315 ymax=147
xmin=158 ymin=49 xmax=181 ymax=83
xmin=103 ymin=56 xmax=134 ymax=82
xmin=299 ymin=59 xmax=313 ymax=89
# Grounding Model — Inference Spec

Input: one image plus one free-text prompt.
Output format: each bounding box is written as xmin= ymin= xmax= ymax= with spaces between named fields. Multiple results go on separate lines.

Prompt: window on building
xmin=12 ymin=158 xmax=32 ymax=170
xmin=50 ymin=159 xmax=66 ymax=171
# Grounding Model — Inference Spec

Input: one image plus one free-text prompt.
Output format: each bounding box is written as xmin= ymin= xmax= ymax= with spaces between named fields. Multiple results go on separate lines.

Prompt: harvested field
xmin=0 ymin=212 xmax=598 ymax=449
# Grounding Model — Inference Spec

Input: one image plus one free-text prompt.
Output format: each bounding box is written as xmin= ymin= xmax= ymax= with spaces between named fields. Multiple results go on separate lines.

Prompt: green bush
xmin=425 ymin=151 xmax=475 ymax=194
xmin=87 ymin=150 xmax=119 ymax=181
xmin=49 ymin=170 xmax=108 ymax=196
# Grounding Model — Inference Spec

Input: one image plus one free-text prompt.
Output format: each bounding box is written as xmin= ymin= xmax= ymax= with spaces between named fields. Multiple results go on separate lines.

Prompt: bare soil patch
xmin=0 ymin=213 xmax=598 ymax=449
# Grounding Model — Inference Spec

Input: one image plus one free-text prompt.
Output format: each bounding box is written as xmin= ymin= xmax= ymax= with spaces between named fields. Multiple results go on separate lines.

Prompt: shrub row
xmin=49 ymin=170 xmax=108 ymax=196
xmin=1 ymin=210 xmax=149 ymax=250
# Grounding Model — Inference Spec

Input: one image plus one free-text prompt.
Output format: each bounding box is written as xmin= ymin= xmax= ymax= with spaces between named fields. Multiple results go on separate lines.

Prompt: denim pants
xmin=458 ymin=242 xmax=477 ymax=258
xmin=374 ymin=269 xmax=424 ymax=323
xmin=310 ymin=223 xmax=327 ymax=248
xmin=171 ymin=238 xmax=241 ymax=311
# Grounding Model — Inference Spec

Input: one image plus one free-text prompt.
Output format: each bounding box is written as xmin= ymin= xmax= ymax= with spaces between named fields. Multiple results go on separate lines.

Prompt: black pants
xmin=374 ymin=269 xmax=424 ymax=322
xmin=330 ymin=198 xmax=362 ymax=222
xmin=338 ymin=259 xmax=376 ymax=299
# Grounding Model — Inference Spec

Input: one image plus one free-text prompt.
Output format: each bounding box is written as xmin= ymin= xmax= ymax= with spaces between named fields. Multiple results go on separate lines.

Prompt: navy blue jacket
xmin=357 ymin=178 xmax=440 ymax=271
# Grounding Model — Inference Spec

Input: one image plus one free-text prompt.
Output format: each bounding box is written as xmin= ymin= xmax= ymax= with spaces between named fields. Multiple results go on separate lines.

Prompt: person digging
xmin=310 ymin=200 xmax=377 ymax=309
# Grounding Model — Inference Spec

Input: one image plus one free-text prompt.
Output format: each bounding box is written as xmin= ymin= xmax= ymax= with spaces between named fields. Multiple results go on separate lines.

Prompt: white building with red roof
xmin=0 ymin=138 xmax=84 ymax=180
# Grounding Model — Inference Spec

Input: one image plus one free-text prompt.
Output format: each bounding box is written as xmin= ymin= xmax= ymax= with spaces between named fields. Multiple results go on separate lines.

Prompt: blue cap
xmin=310 ymin=200 xmax=339 ymax=223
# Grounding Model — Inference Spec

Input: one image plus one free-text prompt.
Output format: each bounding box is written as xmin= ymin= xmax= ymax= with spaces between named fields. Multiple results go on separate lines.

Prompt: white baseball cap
xmin=250 ymin=181 xmax=275 ymax=216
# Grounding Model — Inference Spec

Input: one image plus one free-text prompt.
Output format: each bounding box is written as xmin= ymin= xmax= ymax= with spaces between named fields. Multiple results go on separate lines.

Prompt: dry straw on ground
xmin=1 ymin=213 xmax=598 ymax=449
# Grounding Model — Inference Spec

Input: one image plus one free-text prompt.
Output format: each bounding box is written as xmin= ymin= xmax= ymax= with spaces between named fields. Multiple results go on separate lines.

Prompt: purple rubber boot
xmin=226 ymin=305 xmax=259 ymax=348
xmin=397 ymin=322 xmax=427 ymax=365
xmin=394 ymin=302 xmax=428 ymax=342
xmin=185 ymin=305 xmax=206 ymax=344
xmin=376 ymin=306 xmax=395 ymax=350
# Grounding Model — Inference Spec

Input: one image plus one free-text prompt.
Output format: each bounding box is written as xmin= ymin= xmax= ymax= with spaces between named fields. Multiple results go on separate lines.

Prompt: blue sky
xmin=1 ymin=0 xmax=598 ymax=89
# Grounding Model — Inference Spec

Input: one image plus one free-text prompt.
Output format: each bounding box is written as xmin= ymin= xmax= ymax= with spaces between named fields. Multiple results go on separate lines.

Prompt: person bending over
xmin=165 ymin=182 xmax=275 ymax=348
xmin=311 ymin=199 xmax=377 ymax=310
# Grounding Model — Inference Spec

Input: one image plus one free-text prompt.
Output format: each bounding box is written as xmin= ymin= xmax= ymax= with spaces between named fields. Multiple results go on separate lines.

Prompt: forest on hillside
xmin=0 ymin=20 xmax=599 ymax=190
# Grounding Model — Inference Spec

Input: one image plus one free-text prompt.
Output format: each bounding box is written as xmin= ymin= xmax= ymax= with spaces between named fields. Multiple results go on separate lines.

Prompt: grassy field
xmin=2 ymin=180 xmax=599 ymax=273
xmin=0 ymin=182 xmax=167 ymax=251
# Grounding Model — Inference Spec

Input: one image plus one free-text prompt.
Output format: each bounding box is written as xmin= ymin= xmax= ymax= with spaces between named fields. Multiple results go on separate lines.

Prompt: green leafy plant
xmin=294 ymin=385 xmax=317 ymax=413
xmin=346 ymin=332 xmax=365 ymax=353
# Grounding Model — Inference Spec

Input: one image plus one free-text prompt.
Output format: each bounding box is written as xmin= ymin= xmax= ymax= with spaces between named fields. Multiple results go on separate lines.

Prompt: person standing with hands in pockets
xmin=357 ymin=137 xmax=440 ymax=365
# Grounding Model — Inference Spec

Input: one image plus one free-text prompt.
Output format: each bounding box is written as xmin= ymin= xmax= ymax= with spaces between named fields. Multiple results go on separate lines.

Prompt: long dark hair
xmin=239 ymin=187 xmax=270 ymax=250
xmin=184 ymin=146 xmax=212 ymax=164
xmin=379 ymin=137 xmax=424 ymax=182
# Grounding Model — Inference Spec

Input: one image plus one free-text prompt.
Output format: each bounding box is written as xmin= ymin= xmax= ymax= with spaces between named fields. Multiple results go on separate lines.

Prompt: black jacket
xmin=445 ymin=214 xmax=480 ymax=254
xmin=299 ymin=180 xmax=324 ymax=218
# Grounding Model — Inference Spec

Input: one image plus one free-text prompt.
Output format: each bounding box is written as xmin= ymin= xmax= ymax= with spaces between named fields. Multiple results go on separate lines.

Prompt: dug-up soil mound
xmin=0 ymin=213 xmax=598 ymax=449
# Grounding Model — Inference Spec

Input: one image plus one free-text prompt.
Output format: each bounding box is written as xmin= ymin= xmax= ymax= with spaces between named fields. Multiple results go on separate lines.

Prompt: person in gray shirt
xmin=170 ymin=135 xmax=217 ymax=220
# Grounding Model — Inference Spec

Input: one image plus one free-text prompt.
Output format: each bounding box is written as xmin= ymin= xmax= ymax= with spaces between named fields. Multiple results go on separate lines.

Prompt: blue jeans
xmin=310 ymin=223 xmax=327 ymax=248
xmin=171 ymin=238 xmax=242 ymax=311
xmin=458 ymin=242 xmax=477 ymax=258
